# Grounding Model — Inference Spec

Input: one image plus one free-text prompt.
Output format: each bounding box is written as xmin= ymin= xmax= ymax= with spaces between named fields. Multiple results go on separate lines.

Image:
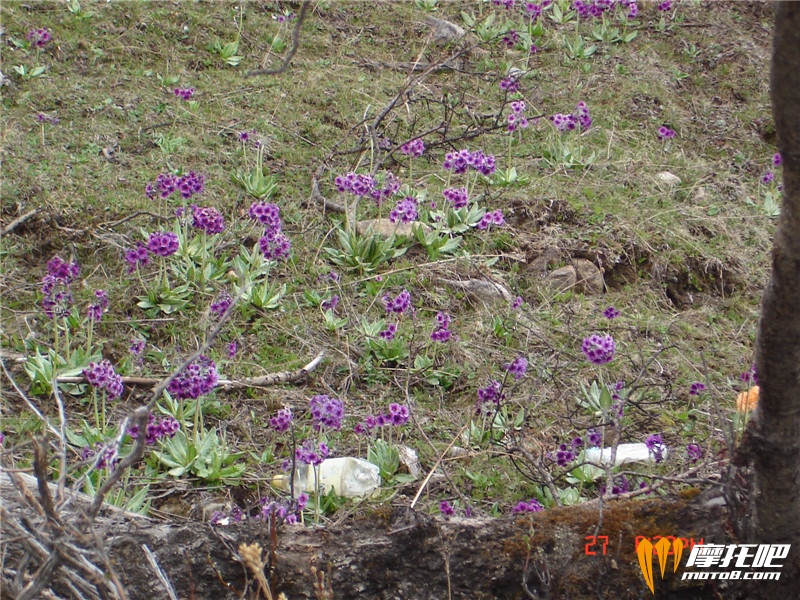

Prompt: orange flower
xmin=736 ymin=386 xmax=759 ymax=413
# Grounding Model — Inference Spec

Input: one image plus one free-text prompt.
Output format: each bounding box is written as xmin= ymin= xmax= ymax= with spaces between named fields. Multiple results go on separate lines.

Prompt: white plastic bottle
xmin=272 ymin=457 xmax=381 ymax=498
xmin=584 ymin=442 xmax=669 ymax=467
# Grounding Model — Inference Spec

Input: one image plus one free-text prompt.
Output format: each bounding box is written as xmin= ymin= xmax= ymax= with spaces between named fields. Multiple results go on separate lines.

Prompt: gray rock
xmin=574 ymin=259 xmax=605 ymax=295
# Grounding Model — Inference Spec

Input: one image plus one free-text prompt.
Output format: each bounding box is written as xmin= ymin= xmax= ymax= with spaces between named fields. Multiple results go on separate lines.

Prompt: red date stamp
xmin=584 ymin=535 xmax=609 ymax=555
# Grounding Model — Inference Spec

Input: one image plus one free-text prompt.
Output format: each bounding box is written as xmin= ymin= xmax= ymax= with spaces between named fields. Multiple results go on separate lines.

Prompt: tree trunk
xmin=739 ymin=1 xmax=800 ymax=594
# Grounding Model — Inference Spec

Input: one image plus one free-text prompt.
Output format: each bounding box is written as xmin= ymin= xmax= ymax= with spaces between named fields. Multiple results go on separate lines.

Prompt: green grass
xmin=0 ymin=0 xmax=777 ymax=522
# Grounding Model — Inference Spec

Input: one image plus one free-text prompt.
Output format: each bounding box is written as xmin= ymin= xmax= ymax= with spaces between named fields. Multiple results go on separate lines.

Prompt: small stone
xmin=426 ymin=17 xmax=466 ymax=46
xmin=574 ymin=259 xmax=605 ymax=295
xmin=544 ymin=266 xmax=577 ymax=293
xmin=656 ymin=171 xmax=682 ymax=186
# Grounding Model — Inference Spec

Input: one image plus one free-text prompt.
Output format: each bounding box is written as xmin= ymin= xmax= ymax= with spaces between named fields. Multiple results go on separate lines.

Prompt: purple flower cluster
xmin=227 ymin=341 xmax=238 ymax=358
xmin=128 ymin=412 xmax=180 ymax=444
xmin=603 ymin=306 xmax=620 ymax=319
xmin=249 ymin=201 xmax=291 ymax=262
xmin=443 ymin=149 xmax=497 ymax=176
xmin=581 ymin=334 xmax=616 ymax=365
xmin=492 ymin=0 xmax=516 ymax=9
xmin=83 ymin=360 xmax=124 ymax=398
xmin=760 ymin=170 xmax=774 ymax=185
xmin=296 ymin=440 xmax=330 ymax=466
xmin=210 ymin=291 xmax=233 ymax=317
xmin=269 ymin=407 xmax=293 ymax=432
xmin=210 ymin=505 xmax=246 ymax=525
xmin=512 ymin=296 xmax=524 ymax=309
xmin=147 ymin=231 xmax=180 ymax=257
xmin=379 ymin=323 xmax=398 ymax=340
xmin=502 ymin=29 xmax=520 ymax=49
xmin=686 ymin=443 xmax=703 ymax=463
xmin=166 ymin=355 xmax=218 ymax=399
xmin=551 ymin=102 xmax=592 ymax=132
xmin=249 ymin=201 xmax=282 ymax=231
xmin=173 ymin=87 xmax=195 ymax=100
xmin=499 ymin=77 xmax=520 ymax=92
xmin=503 ymin=356 xmax=528 ymax=380
xmin=587 ymin=428 xmax=602 ymax=447
xmin=36 ymin=113 xmax=59 ymax=124
xmin=401 ymin=139 xmax=425 ymax=157
xmin=383 ymin=290 xmax=412 ymax=314
xmin=321 ymin=295 xmax=339 ymax=312
xmin=130 ymin=338 xmax=146 ymax=356
xmin=773 ymin=152 xmax=783 ymax=167
xmin=740 ymin=365 xmax=758 ymax=385
xmin=27 ymin=28 xmax=52 ymax=47
xmin=556 ymin=439 xmax=582 ymax=466
xmin=86 ymin=290 xmax=109 ymax=321
xmin=190 ymin=204 xmax=225 ymax=234
xmin=81 ymin=442 xmax=119 ymax=470
xmin=124 ymin=242 xmax=150 ymax=272
xmin=41 ymin=256 xmax=80 ymax=318
xmin=657 ymin=126 xmax=676 ymax=140
xmin=645 ymin=434 xmax=667 ymax=463
xmin=371 ymin=171 xmax=402 ymax=205
xmin=389 ymin=196 xmax=419 ymax=224
xmin=146 ymin=171 xmax=205 ymax=200
xmin=439 ymin=500 xmax=455 ymax=516
xmin=442 ymin=187 xmax=469 ymax=210
xmin=354 ymin=403 xmax=410 ymax=434
xmin=431 ymin=311 xmax=452 ymax=342
xmin=524 ymin=2 xmax=544 ymax=19
xmin=309 ymin=395 xmax=344 ymax=431
xmin=574 ymin=0 xmax=638 ymax=19
xmin=513 ymin=498 xmax=544 ymax=513
xmin=600 ymin=474 xmax=632 ymax=496
xmin=507 ymin=100 xmax=530 ymax=133
xmin=335 ymin=172 xmax=376 ymax=197
xmin=476 ymin=380 xmax=504 ymax=413
xmin=689 ymin=382 xmax=706 ymax=396
xmin=657 ymin=0 xmax=672 ymax=11
xmin=476 ymin=210 xmax=505 ymax=230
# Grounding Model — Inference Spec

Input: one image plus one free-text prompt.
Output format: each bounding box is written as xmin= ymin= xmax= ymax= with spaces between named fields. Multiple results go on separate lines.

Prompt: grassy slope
xmin=0 ymin=0 xmax=778 ymax=519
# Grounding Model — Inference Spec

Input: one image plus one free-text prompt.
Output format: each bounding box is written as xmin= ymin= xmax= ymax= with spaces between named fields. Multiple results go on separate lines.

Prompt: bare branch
xmin=246 ymin=2 xmax=310 ymax=77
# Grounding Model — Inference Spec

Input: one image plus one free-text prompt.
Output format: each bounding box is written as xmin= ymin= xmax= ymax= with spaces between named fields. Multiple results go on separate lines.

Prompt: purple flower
xmin=513 ymin=498 xmax=544 ymax=513
xmin=27 ymin=28 xmax=52 ymax=47
xmin=321 ymin=295 xmax=339 ymax=312
xmin=439 ymin=501 xmax=455 ymax=516
xmin=773 ymin=152 xmax=783 ymax=167
xmin=383 ymin=290 xmax=412 ymax=314
xmin=512 ymin=296 xmax=523 ymax=309
xmin=125 ymin=242 xmax=150 ymax=272
xmin=556 ymin=443 xmax=575 ymax=466
xmin=657 ymin=126 xmax=676 ymax=140
xmin=259 ymin=231 xmax=292 ymax=261
xmin=689 ymin=382 xmax=706 ymax=396
xmin=83 ymin=360 xmax=124 ymax=398
xmin=227 ymin=341 xmax=238 ymax=358
xmin=389 ymin=196 xmax=419 ymax=224
xmin=525 ymin=2 xmax=542 ymax=18
xmin=587 ymin=429 xmax=602 ymax=447
xmin=476 ymin=210 xmax=505 ymax=230
xmin=147 ymin=231 xmax=179 ymax=257
xmin=47 ymin=255 xmax=80 ymax=282
xmin=401 ymin=139 xmax=425 ymax=157
xmin=499 ymin=77 xmax=520 ymax=92
xmin=602 ymin=306 xmax=620 ymax=319
xmin=503 ymin=356 xmax=528 ymax=380
xmin=645 ymin=434 xmax=666 ymax=463
xmin=248 ymin=201 xmax=282 ymax=232
xmin=309 ymin=394 xmax=344 ymax=431
xmin=379 ymin=323 xmax=398 ymax=340
xmin=370 ymin=171 xmax=402 ymax=205
xmin=296 ymin=440 xmax=330 ymax=466
xmin=657 ymin=0 xmax=672 ymax=10
xmin=335 ymin=172 xmax=375 ymax=197
xmin=190 ymin=205 xmax=225 ymax=234
xmin=761 ymin=170 xmax=775 ymax=185
xmin=175 ymin=172 xmax=205 ymax=199
xmin=174 ymin=87 xmax=195 ymax=100
xmin=430 ymin=328 xmax=452 ymax=342
xmin=388 ymin=403 xmax=410 ymax=426
xmin=574 ymin=101 xmax=592 ymax=130
xmin=87 ymin=290 xmax=109 ymax=321
xmin=129 ymin=338 xmax=146 ymax=356
xmin=442 ymin=187 xmax=469 ymax=210
xmin=476 ymin=380 xmax=504 ymax=411
xmin=210 ymin=291 xmax=233 ymax=317
xmin=166 ymin=355 xmax=218 ymax=399
xmin=269 ymin=407 xmax=293 ymax=432
xmin=686 ymin=443 xmax=703 ymax=463
xmin=581 ymin=334 xmax=616 ymax=365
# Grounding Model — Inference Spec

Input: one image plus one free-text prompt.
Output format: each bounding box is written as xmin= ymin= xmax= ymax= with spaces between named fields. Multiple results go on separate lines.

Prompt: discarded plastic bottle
xmin=272 ymin=457 xmax=381 ymax=498
xmin=584 ymin=443 xmax=668 ymax=467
